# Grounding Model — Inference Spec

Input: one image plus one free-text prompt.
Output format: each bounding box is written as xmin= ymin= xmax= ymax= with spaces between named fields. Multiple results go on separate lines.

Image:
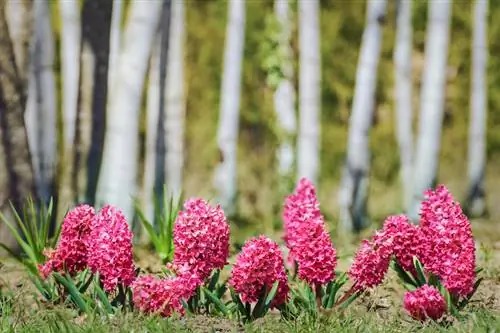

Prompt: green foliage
xmin=134 ymin=186 xmax=183 ymax=264
xmin=0 ymin=198 xmax=59 ymax=277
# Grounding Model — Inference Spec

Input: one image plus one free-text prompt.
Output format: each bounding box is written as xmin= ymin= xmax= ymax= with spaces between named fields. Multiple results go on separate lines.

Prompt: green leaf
xmin=326 ymin=273 xmax=348 ymax=309
xmin=392 ymin=261 xmax=418 ymax=287
xmin=93 ymin=279 xmax=113 ymax=314
xmin=208 ymin=270 xmax=220 ymax=292
xmin=53 ymin=273 xmax=89 ymax=313
xmin=412 ymin=256 xmax=427 ymax=286
xmin=338 ymin=290 xmax=361 ymax=310
xmin=202 ymin=287 xmax=228 ymax=315
xmin=264 ymin=280 xmax=280 ymax=308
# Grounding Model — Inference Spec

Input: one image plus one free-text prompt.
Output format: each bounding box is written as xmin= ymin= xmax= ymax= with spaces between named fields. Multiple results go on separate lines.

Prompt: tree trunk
xmin=408 ymin=0 xmax=452 ymax=222
xmin=164 ymin=0 xmax=186 ymax=200
xmin=466 ymin=0 xmax=489 ymax=217
xmin=56 ymin=0 xmax=81 ymax=221
xmin=25 ymin=0 xmax=57 ymax=204
xmin=76 ymin=0 xmax=112 ymax=204
xmin=338 ymin=0 xmax=387 ymax=233
xmin=107 ymin=0 xmax=123 ymax=95
xmin=0 ymin=0 xmax=35 ymax=251
xmin=393 ymin=0 xmax=413 ymax=211
xmin=274 ymin=0 xmax=296 ymax=193
xmin=297 ymin=0 xmax=320 ymax=185
xmin=96 ymin=0 xmax=163 ymax=221
xmin=214 ymin=0 xmax=246 ymax=216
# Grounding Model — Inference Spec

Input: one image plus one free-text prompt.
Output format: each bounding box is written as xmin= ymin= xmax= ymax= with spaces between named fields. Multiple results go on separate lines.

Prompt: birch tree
xmin=107 ymin=0 xmax=123 ymax=94
xmin=338 ymin=0 xmax=387 ymax=232
xmin=59 ymin=0 xmax=81 ymax=152
xmin=297 ymin=0 xmax=320 ymax=185
xmin=214 ymin=0 xmax=246 ymax=215
xmin=274 ymin=0 xmax=296 ymax=190
xmin=393 ymin=0 xmax=413 ymax=210
xmin=164 ymin=0 xmax=186 ymax=200
xmin=466 ymin=0 xmax=489 ymax=217
xmin=408 ymin=0 xmax=452 ymax=222
xmin=96 ymin=0 xmax=163 ymax=221
xmin=0 ymin=0 xmax=35 ymax=250
xmin=76 ymin=0 xmax=113 ymax=203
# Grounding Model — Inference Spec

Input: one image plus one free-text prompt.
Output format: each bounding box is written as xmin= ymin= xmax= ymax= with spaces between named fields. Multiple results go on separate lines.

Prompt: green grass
xmin=0 ymin=298 xmax=498 ymax=333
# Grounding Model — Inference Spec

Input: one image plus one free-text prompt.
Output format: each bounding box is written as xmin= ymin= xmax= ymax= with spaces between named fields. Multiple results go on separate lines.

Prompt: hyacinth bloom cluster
xmin=173 ymin=198 xmax=230 ymax=281
xmin=348 ymin=239 xmax=391 ymax=291
xmin=39 ymin=205 xmax=96 ymax=279
xmin=404 ymin=285 xmax=447 ymax=321
xmin=132 ymin=272 xmax=201 ymax=317
xmin=229 ymin=236 xmax=289 ymax=307
xmin=87 ymin=205 xmax=136 ymax=292
xmin=283 ymin=178 xmax=337 ymax=285
xmin=418 ymin=185 xmax=476 ymax=298
xmin=349 ymin=185 xmax=476 ymax=300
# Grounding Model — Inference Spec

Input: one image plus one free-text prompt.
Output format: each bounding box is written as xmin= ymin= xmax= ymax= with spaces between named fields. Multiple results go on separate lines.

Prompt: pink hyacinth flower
xmin=283 ymin=178 xmax=337 ymax=285
xmin=404 ymin=285 xmax=447 ymax=321
xmin=419 ymin=185 xmax=476 ymax=298
xmin=38 ymin=204 xmax=96 ymax=278
xmin=229 ymin=236 xmax=289 ymax=307
xmin=132 ymin=272 xmax=201 ymax=317
xmin=348 ymin=239 xmax=391 ymax=291
xmin=173 ymin=198 xmax=230 ymax=281
xmin=87 ymin=205 xmax=136 ymax=292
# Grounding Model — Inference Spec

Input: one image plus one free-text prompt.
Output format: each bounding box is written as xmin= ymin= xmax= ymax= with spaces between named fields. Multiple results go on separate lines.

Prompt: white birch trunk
xmin=297 ymin=0 xmax=320 ymax=185
xmin=394 ymin=0 xmax=413 ymax=210
xmin=214 ymin=0 xmax=245 ymax=215
xmin=164 ymin=0 xmax=186 ymax=200
xmin=274 ymin=0 xmax=296 ymax=187
xmin=408 ymin=0 xmax=452 ymax=222
xmin=59 ymin=0 xmax=81 ymax=149
xmin=338 ymin=0 xmax=387 ymax=232
xmin=108 ymin=0 xmax=123 ymax=95
xmin=466 ymin=0 xmax=488 ymax=217
xmin=143 ymin=37 xmax=161 ymax=224
xmin=96 ymin=0 xmax=163 ymax=221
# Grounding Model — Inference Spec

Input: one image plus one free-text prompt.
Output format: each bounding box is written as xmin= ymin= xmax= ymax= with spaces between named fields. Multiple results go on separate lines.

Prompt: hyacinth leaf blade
xmin=264 ymin=280 xmax=280 ymax=308
xmin=202 ymin=287 xmax=229 ymax=315
xmin=94 ymin=283 xmax=114 ymax=314
xmin=457 ymin=277 xmax=483 ymax=311
xmin=337 ymin=290 xmax=362 ymax=310
xmin=391 ymin=261 xmax=418 ymax=288
xmin=325 ymin=272 xmax=348 ymax=309
xmin=208 ymin=269 xmax=221 ymax=292
xmin=53 ymin=272 xmax=89 ymax=313
xmin=412 ymin=256 xmax=427 ymax=286
xmin=475 ymin=267 xmax=483 ymax=275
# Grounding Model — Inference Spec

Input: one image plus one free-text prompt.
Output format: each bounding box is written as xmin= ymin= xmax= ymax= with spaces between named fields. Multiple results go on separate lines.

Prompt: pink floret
xmin=348 ymin=239 xmax=391 ymax=291
xmin=404 ymin=285 xmax=447 ymax=321
xmin=419 ymin=185 xmax=476 ymax=298
xmin=38 ymin=204 xmax=96 ymax=278
xmin=132 ymin=272 xmax=201 ymax=317
xmin=283 ymin=178 xmax=337 ymax=285
xmin=229 ymin=236 xmax=289 ymax=307
xmin=173 ymin=198 xmax=230 ymax=281
xmin=87 ymin=205 xmax=136 ymax=292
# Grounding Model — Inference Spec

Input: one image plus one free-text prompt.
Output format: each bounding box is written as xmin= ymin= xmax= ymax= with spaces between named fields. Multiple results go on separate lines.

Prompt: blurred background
xmin=0 ymin=0 xmax=499 ymax=249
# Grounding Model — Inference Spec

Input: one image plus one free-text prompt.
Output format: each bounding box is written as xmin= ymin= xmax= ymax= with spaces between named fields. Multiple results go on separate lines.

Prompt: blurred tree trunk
xmin=75 ymin=0 xmax=112 ymax=204
xmin=96 ymin=0 xmax=163 ymax=222
xmin=274 ymin=0 xmax=296 ymax=193
xmin=408 ymin=0 xmax=452 ymax=222
xmin=297 ymin=0 xmax=320 ymax=185
xmin=393 ymin=0 xmax=413 ymax=211
xmin=214 ymin=0 xmax=246 ymax=216
xmin=0 ymin=0 xmax=35 ymax=251
xmin=338 ymin=0 xmax=387 ymax=233
xmin=107 ymin=0 xmax=123 ymax=95
xmin=466 ymin=0 xmax=489 ymax=217
xmin=25 ymin=0 xmax=57 ymax=204
xmin=57 ymin=0 xmax=81 ymax=220
xmin=142 ymin=0 xmax=171 ymax=227
xmin=164 ymin=0 xmax=186 ymax=200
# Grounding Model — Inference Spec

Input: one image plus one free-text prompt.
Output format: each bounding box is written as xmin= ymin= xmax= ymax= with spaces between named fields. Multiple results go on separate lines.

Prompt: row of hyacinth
xmin=37 ymin=179 xmax=478 ymax=322
xmin=348 ymin=184 xmax=476 ymax=320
